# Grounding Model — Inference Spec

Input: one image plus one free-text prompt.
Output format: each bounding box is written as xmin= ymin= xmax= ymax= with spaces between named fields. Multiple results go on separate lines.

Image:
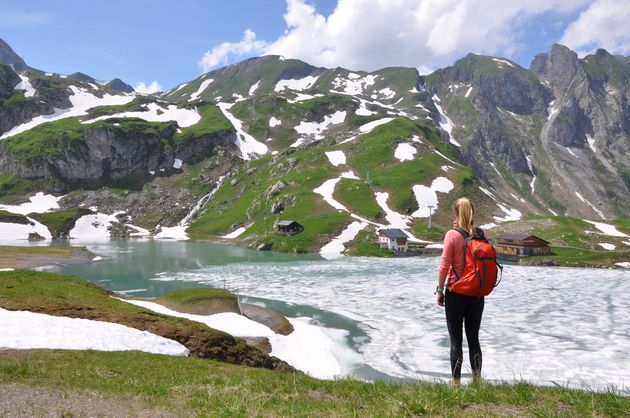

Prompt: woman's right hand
xmin=436 ymin=292 xmax=445 ymax=307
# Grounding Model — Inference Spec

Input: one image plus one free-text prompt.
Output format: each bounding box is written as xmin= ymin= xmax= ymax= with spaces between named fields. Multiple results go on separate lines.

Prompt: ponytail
xmin=454 ymin=197 xmax=475 ymax=235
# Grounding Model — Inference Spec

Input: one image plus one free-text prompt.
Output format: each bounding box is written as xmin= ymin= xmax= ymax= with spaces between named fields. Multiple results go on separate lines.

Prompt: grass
xmin=173 ymin=103 xmax=233 ymax=146
xmin=522 ymin=247 xmax=628 ymax=268
xmin=0 ymin=349 xmax=628 ymax=417
xmin=28 ymin=207 xmax=94 ymax=239
xmin=156 ymin=287 xmax=240 ymax=315
xmin=333 ymin=178 xmax=383 ymax=221
xmin=0 ymin=270 xmax=287 ymax=370
xmin=0 ymin=245 xmax=84 ymax=257
xmin=0 ymin=209 xmax=30 ymax=225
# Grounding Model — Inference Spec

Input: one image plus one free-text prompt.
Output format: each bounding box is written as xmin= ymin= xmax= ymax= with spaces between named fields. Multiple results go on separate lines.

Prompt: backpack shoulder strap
xmin=450 ymin=227 xmax=469 ymax=282
xmin=453 ymin=227 xmax=468 ymax=239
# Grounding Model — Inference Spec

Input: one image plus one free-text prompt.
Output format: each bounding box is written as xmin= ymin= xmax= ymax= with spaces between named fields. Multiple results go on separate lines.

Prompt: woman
xmin=435 ymin=197 xmax=484 ymax=384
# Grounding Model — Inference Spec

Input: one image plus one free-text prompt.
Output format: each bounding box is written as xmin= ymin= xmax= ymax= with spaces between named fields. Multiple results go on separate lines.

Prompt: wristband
xmin=435 ymin=286 xmax=444 ymax=295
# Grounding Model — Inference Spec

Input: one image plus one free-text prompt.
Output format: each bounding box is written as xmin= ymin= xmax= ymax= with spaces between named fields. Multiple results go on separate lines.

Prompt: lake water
xmin=44 ymin=239 xmax=629 ymax=393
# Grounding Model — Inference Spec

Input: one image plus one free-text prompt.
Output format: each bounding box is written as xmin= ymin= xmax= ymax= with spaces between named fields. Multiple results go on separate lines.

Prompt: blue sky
xmin=1 ymin=1 xmax=628 ymax=91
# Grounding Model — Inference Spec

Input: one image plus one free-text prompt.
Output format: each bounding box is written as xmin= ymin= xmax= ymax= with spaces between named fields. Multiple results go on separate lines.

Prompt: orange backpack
xmin=449 ymin=227 xmax=502 ymax=297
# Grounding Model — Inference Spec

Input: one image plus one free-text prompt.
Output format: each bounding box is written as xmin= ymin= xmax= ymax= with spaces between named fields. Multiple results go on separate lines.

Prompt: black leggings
xmin=445 ymin=290 xmax=484 ymax=379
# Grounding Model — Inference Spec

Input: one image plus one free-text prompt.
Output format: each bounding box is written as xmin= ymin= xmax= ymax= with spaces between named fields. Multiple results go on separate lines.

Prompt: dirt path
xmin=0 ymin=383 xmax=173 ymax=418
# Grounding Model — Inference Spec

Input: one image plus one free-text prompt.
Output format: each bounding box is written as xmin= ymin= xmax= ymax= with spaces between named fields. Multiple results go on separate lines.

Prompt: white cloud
xmin=197 ymin=0 xmax=615 ymax=74
xmin=134 ymin=80 xmax=162 ymax=94
xmin=560 ymin=0 xmax=630 ymax=56
xmin=260 ymin=0 xmax=591 ymax=72
xmin=199 ymin=29 xmax=268 ymax=72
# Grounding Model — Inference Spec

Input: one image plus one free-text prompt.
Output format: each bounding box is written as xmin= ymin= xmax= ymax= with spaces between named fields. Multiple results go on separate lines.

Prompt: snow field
xmin=583 ymin=220 xmax=629 ymax=237
xmin=84 ymin=102 xmax=201 ymax=128
xmin=119 ymin=298 xmax=346 ymax=379
xmin=1 ymin=86 xmax=134 ymax=139
xmin=0 ymin=308 xmax=188 ymax=356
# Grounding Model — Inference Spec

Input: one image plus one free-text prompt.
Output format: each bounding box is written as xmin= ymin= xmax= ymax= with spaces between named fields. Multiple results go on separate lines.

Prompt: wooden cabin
xmin=495 ymin=233 xmax=551 ymax=260
xmin=378 ymin=228 xmax=409 ymax=252
xmin=276 ymin=220 xmax=304 ymax=235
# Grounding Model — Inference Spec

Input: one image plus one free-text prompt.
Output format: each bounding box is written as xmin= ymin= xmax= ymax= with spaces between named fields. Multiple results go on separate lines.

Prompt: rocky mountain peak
xmin=0 ymin=38 xmax=27 ymax=71
xmin=106 ymin=78 xmax=134 ymax=93
xmin=68 ymin=72 xmax=96 ymax=82
xmin=530 ymin=43 xmax=580 ymax=94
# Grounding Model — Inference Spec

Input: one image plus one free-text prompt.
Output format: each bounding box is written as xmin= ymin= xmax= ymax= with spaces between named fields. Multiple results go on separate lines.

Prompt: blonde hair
xmin=454 ymin=197 xmax=475 ymax=235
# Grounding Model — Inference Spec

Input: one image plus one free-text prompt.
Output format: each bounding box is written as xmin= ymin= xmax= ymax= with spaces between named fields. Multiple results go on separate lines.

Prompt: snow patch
xmin=269 ymin=116 xmax=282 ymax=127
xmin=84 ymin=102 xmax=201 ymax=128
xmin=274 ymin=76 xmax=318 ymax=92
xmin=189 ymin=78 xmax=214 ymax=101
xmin=325 ymin=150 xmax=346 ymax=166
xmin=575 ymin=193 xmax=605 ymax=219
xmin=331 ymin=74 xmax=377 ymax=96
xmin=248 ymin=80 xmax=261 ymax=96
xmin=378 ymin=87 xmax=396 ymax=99
xmin=464 ymin=86 xmax=473 ymax=98
xmin=359 ymin=117 xmax=393 ymax=133
xmin=0 ymin=192 xmax=62 ymax=215
xmin=598 ymin=243 xmax=616 ymax=251
xmin=1 ymin=86 xmax=134 ymax=139
xmin=394 ymin=143 xmax=417 ymax=161
xmin=218 ymin=102 xmax=268 ymax=160
xmin=292 ymin=111 xmax=346 ymax=147
xmin=615 ymin=262 xmax=630 ymax=268
xmin=494 ymin=204 xmax=522 ymax=222
xmin=376 ymin=192 xmax=411 ymax=229
xmin=493 ymin=58 xmax=515 ymax=68
xmin=320 ymin=221 xmax=368 ymax=259
xmin=411 ymin=177 xmax=455 ymax=218
xmin=432 ymin=95 xmax=460 ymax=147
xmin=16 ymin=75 xmax=36 ymax=97
xmin=583 ymin=220 xmax=629 ymax=237
xmin=173 ymin=159 xmax=183 ymax=169
xmin=0 ymin=308 xmax=188 ymax=356
xmin=120 ymin=298 xmax=344 ymax=379
xmin=586 ymin=135 xmax=596 ymax=152
xmin=525 ymin=155 xmax=536 ymax=194
xmin=222 ymin=225 xmax=249 ymax=239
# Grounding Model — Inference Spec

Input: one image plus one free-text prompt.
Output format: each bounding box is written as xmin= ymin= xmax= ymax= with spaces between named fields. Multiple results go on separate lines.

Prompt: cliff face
xmin=0 ymin=122 xmax=236 ymax=187
xmin=422 ymin=44 xmax=630 ymax=218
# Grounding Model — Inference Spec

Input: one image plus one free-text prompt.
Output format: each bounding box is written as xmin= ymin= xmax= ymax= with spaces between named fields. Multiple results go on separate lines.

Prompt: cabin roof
xmin=277 ymin=220 xmax=301 ymax=226
xmin=379 ymin=228 xmax=408 ymax=239
xmin=496 ymin=233 xmax=550 ymax=244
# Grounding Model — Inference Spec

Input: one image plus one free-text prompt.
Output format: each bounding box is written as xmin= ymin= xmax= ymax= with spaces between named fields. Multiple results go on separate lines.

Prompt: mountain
xmin=0 ymin=39 xmax=27 ymax=71
xmin=0 ymin=39 xmax=628 ymax=253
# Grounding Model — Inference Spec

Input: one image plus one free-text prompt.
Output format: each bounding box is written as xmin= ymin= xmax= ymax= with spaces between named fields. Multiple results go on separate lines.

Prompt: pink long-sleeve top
xmin=438 ymin=229 xmax=486 ymax=286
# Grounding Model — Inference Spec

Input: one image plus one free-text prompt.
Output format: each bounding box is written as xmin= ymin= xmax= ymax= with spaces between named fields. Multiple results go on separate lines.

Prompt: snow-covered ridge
xmin=83 ymin=102 xmax=201 ymax=128
xmin=1 ymin=86 xmax=134 ymax=139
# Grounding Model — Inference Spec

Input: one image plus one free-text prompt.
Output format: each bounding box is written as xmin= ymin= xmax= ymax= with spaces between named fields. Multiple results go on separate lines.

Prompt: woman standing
xmin=435 ymin=197 xmax=484 ymax=384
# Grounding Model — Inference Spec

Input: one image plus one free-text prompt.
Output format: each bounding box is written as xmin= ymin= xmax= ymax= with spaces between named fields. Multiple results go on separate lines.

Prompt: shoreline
xmin=0 ymin=245 xmax=97 ymax=270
